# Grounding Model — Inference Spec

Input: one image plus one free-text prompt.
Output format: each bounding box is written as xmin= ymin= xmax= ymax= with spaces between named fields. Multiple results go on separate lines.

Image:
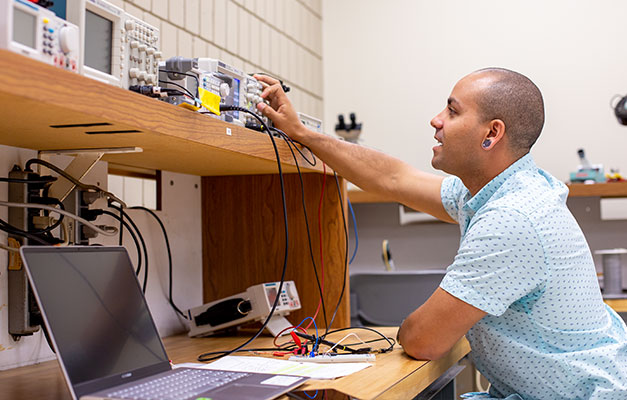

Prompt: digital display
xmin=266 ymin=287 xmax=278 ymax=306
xmin=85 ymin=10 xmax=112 ymax=74
xmin=229 ymin=78 xmax=240 ymax=118
xmin=13 ymin=7 xmax=36 ymax=49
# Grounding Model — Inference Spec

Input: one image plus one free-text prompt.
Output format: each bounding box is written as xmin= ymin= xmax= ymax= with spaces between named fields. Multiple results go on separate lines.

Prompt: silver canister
xmin=595 ymin=248 xmax=627 ymax=298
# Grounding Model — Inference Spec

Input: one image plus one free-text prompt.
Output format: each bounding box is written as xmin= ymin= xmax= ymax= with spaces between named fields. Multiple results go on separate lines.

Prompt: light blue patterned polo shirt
xmin=439 ymin=154 xmax=627 ymax=400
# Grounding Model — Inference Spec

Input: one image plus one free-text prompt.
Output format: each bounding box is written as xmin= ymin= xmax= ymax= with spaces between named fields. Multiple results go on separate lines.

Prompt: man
xmin=254 ymin=68 xmax=627 ymax=399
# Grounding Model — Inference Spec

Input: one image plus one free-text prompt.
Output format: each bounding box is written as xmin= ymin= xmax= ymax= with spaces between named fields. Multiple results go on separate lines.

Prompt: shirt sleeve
xmin=440 ymin=176 xmax=465 ymax=223
xmin=440 ymin=207 xmax=548 ymax=316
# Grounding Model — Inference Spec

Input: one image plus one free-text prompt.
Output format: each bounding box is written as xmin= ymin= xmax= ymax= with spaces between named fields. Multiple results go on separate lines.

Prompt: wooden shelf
xmin=0 ymin=50 xmax=322 ymax=176
xmin=347 ymin=189 xmax=396 ymax=204
xmin=349 ymin=182 xmax=627 ymax=204
xmin=566 ymin=182 xmax=627 ymax=198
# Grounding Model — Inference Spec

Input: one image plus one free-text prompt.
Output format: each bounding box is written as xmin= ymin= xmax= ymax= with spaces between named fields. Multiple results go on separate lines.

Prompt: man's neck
xmin=461 ymin=152 xmax=528 ymax=196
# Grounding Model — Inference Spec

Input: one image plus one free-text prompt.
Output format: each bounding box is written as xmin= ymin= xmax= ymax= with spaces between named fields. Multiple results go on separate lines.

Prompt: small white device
xmin=0 ymin=0 xmax=79 ymax=72
xmin=66 ymin=0 xmax=161 ymax=88
xmin=187 ymin=281 xmax=301 ymax=338
xmin=298 ymin=112 xmax=323 ymax=134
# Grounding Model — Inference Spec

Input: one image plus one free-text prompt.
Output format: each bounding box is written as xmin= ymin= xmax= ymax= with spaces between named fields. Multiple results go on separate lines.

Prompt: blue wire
xmin=295 ymin=317 xmax=319 ymax=357
xmin=347 ymin=198 xmax=359 ymax=264
xmin=295 ymin=318 xmax=321 ymax=397
xmin=303 ymin=390 xmax=319 ymax=399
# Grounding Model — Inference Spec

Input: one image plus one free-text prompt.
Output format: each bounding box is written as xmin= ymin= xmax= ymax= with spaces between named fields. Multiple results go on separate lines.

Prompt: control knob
xmin=219 ymin=83 xmax=230 ymax=98
xmin=59 ymin=25 xmax=79 ymax=54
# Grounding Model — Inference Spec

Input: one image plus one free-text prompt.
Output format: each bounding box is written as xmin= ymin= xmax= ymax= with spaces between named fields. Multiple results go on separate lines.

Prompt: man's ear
xmin=481 ymin=119 xmax=505 ymax=150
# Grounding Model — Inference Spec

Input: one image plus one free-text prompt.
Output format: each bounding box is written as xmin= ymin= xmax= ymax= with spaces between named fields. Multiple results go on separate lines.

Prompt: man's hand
xmin=254 ymin=74 xmax=308 ymax=141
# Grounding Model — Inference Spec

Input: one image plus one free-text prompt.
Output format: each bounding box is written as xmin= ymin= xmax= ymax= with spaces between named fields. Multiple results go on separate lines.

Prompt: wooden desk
xmin=605 ymin=299 xmax=627 ymax=313
xmin=0 ymin=327 xmax=471 ymax=400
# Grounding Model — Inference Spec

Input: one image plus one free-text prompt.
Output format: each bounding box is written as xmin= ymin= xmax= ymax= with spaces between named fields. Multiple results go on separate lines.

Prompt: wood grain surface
xmin=0 ymin=50 xmax=325 ymax=176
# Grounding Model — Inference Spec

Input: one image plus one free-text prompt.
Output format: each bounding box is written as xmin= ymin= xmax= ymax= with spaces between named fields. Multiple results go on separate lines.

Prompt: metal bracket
xmin=38 ymin=147 xmax=142 ymax=202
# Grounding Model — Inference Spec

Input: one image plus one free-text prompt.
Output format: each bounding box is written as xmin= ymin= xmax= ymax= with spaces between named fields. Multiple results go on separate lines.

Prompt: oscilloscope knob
xmin=59 ymin=25 xmax=79 ymax=54
xmin=219 ymin=83 xmax=230 ymax=98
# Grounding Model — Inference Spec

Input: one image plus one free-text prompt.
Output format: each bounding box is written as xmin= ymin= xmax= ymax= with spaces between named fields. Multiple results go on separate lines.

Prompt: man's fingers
xmin=260 ymin=83 xmax=283 ymax=100
xmin=257 ymin=102 xmax=280 ymax=120
xmin=254 ymin=74 xmax=281 ymax=86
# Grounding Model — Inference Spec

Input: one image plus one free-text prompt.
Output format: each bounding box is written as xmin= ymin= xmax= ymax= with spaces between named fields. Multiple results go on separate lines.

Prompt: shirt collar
xmin=465 ymin=153 xmax=536 ymax=212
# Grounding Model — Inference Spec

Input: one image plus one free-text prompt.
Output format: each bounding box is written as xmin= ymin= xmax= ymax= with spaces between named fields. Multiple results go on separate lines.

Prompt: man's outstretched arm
xmin=255 ymin=74 xmax=455 ymax=223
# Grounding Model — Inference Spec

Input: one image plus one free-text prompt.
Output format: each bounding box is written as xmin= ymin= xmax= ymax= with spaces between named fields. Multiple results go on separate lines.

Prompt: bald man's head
xmin=471 ymin=68 xmax=545 ymax=153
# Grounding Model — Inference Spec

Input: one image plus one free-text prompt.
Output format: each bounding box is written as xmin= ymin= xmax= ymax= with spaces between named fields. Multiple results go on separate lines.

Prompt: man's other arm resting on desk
xmin=397 ymin=288 xmax=486 ymax=360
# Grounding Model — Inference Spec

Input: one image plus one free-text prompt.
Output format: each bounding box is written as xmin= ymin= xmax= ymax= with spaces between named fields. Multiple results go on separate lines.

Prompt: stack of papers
xmin=177 ymin=356 xmax=373 ymax=380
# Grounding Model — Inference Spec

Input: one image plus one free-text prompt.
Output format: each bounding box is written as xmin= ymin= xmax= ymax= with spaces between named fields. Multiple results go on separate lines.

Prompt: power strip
xmin=288 ymin=354 xmax=376 ymax=363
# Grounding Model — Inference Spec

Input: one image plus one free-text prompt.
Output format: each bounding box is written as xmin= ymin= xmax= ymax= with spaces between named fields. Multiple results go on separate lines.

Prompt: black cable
xmin=24 ymin=159 xmax=125 ymax=207
xmin=130 ymin=206 xmax=188 ymax=320
xmin=277 ymin=132 xmax=328 ymax=331
xmin=0 ymin=200 xmax=64 ymax=236
xmin=118 ymin=207 xmax=124 ymax=246
xmin=0 ymin=176 xmax=57 ymax=184
xmin=198 ymin=105 xmax=290 ymax=363
xmin=159 ymin=80 xmax=195 ymax=100
xmin=110 ymin=205 xmax=149 ymax=294
xmin=321 ymin=326 xmax=396 ymax=354
xmin=160 ymin=70 xmax=200 ymax=97
xmin=32 ymin=196 xmax=65 ymax=234
xmin=100 ymin=210 xmax=143 ymax=278
xmin=271 ymin=127 xmax=317 ymax=167
xmin=322 ymin=172 xmax=350 ymax=338
xmin=0 ymin=220 xmax=54 ymax=245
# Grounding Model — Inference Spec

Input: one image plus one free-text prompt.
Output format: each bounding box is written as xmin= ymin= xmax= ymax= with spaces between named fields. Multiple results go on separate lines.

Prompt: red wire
xmin=272 ymin=325 xmax=309 ymax=357
xmin=305 ymin=163 xmax=327 ymax=330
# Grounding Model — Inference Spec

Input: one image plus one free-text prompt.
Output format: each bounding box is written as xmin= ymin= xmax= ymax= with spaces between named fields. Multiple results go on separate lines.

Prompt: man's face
xmin=430 ymin=74 xmax=491 ymax=176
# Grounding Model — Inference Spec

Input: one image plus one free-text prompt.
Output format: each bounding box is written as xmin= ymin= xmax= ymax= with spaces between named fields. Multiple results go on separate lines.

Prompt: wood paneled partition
xmin=201 ymin=172 xmax=350 ymax=329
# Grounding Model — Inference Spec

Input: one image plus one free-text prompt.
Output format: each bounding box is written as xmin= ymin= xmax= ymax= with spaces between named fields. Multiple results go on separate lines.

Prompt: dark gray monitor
xmin=20 ymin=246 xmax=170 ymax=398
xmin=84 ymin=9 xmax=113 ymax=74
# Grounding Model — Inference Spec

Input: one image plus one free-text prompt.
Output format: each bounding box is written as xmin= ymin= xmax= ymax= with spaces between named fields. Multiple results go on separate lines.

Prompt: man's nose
xmin=430 ymin=115 xmax=442 ymax=129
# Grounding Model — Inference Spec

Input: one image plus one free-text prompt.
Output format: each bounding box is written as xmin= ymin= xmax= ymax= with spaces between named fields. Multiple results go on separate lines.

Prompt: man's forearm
xmin=298 ymin=130 xmax=408 ymax=197
xmin=297 ymin=129 xmax=452 ymax=221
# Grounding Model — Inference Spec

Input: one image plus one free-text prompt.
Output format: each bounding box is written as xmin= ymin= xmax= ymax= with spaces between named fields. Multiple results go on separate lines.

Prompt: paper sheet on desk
xmin=177 ymin=356 xmax=372 ymax=380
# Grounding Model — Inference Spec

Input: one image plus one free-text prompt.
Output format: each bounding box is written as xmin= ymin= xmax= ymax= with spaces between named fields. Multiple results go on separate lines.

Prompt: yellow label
xmin=198 ymin=87 xmax=221 ymax=116
xmin=7 ymin=238 xmax=21 ymax=270
xmin=178 ymin=100 xmax=201 ymax=111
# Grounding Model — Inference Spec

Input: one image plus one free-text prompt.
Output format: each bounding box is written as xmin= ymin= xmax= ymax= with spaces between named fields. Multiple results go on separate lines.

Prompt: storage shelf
xmin=566 ymin=182 xmax=627 ymax=198
xmin=0 ymin=50 xmax=322 ymax=176
xmin=349 ymin=182 xmax=627 ymax=204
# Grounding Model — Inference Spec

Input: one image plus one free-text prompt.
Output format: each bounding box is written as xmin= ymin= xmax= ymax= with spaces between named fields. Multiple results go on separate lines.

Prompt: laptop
xmin=20 ymin=245 xmax=308 ymax=400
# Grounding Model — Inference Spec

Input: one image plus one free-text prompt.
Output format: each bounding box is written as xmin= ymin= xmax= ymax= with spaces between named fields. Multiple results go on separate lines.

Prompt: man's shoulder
xmin=489 ymin=167 xmax=568 ymax=215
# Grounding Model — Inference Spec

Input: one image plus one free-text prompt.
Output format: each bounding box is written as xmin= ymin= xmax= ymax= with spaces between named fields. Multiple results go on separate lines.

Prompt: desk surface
xmin=0 ymin=327 xmax=470 ymax=400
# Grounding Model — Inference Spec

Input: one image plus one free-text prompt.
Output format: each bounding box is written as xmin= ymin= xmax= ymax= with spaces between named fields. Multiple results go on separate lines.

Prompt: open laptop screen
xmin=21 ymin=246 xmax=170 ymax=394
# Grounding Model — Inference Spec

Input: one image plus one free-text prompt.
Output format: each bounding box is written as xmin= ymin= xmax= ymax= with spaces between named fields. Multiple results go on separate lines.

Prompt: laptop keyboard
xmin=107 ymin=368 xmax=250 ymax=400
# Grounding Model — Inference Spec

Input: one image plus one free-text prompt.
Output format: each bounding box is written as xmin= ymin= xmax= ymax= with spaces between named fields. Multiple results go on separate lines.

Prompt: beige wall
xmin=110 ymin=0 xmax=324 ymax=119
xmin=323 ymin=0 xmax=627 ymax=183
